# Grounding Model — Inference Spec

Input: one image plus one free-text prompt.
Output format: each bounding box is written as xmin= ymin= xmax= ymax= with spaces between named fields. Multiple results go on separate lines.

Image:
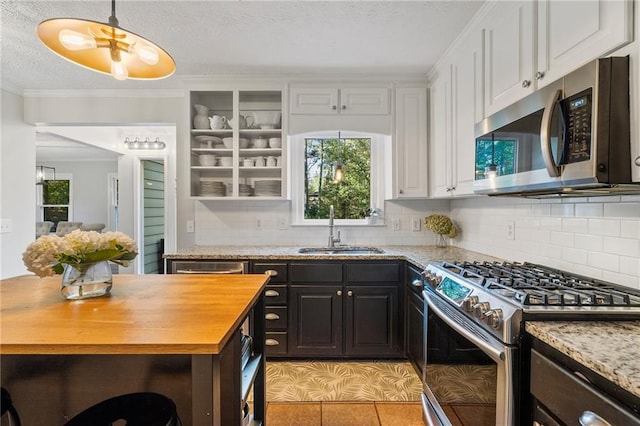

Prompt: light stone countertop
xmin=526 ymin=321 xmax=640 ymax=399
xmin=164 ymin=245 xmax=501 ymax=269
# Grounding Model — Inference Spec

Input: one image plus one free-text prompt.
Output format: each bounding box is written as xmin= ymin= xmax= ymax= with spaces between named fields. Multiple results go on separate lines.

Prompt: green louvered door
xmin=142 ymin=160 xmax=164 ymax=274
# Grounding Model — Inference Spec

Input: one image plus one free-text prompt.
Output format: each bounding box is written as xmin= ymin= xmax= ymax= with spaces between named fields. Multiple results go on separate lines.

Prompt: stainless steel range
xmin=420 ymin=261 xmax=640 ymax=426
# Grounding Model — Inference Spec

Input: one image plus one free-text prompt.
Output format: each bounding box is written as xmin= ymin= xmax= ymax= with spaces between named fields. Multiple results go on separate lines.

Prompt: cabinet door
xmin=536 ymin=0 xmax=632 ymax=87
xmin=289 ymin=87 xmax=339 ymax=114
xmin=289 ymin=286 xmax=343 ymax=356
xmin=429 ymin=71 xmax=452 ymax=198
xmin=407 ymin=290 xmax=425 ymax=376
xmin=394 ymin=87 xmax=429 ymax=198
xmin=345 ymin=285 xmax=402 ymax=356
xmin=451 ymin=31 xmax=484 ymax=196
xmin=484 ymin=1 xmax=535 ymax=116
xmin=340 ymin=88 xmax=390 ymax=115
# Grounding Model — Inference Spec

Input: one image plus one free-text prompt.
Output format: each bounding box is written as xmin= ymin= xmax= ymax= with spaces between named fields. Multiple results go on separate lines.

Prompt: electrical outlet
xmin=0 ymin=219 xmax=12 ymax=233
xmin=392 ymin=218 xmax=401 ymax=231
xmin=186 ymin=220 xmax=195 ymax=233
xmin=255 ymin=217 xmax=263 ymax=230
xmin=412 ymin=217 xmax=421 ymax=232
xmin=278 ymin=216 xmax=288 ymax=230
xmin=506 ymin=221 xmax=515 ymax=240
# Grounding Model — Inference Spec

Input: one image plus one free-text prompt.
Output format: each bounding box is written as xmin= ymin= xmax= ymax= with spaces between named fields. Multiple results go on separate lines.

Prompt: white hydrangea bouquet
xmin=23 ymin=229 xmax=138 ymax=277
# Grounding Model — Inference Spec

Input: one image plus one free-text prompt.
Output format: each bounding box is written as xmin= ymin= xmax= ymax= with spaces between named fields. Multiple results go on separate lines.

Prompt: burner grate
xmin=453 ymin=261 xmax=640 ymax=307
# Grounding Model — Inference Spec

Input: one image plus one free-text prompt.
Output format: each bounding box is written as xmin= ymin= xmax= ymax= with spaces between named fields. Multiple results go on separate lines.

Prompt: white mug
xmin=243 ymin=158 xmax=255 ymax=167
xmin=254 ymin=156 xmax=265 ymax=167
xmin=266 ymin=156 xmax=276 ymax=167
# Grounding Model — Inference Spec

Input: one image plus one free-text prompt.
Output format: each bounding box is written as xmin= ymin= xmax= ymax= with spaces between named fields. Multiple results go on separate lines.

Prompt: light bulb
xmin=59 ymin=29 xmax=97 ymax=50
xmin=111 ymin=60 xmax=128 ymax=80
xmin=334 ymin=164 xmax=344 ymax=183
xmin=130 ymin=43 xmax=160 ymax=65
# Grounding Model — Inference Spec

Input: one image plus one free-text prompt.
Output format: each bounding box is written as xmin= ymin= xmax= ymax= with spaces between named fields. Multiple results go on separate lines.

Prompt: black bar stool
xmin=1 ymin=387 xmax=21 ymax=426
xmin=64 ymin=392 xmax=180 ymax=426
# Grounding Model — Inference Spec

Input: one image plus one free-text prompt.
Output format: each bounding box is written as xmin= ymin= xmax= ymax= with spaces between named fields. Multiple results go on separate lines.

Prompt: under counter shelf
xmin=241 ymin=353 xmax=264 ymax=405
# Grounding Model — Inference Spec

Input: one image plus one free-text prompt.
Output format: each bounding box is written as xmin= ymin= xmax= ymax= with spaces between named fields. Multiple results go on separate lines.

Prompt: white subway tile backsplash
xmin=562 ymin=218 xmax=588 ymax=234
xmin=574 ymin=234 xmax=603 ymax=252
xmin=603 ymin=236 xmax=640 ymax=257
xmin=604 ymin=203 xmax=640 ymax=218
xmin=620 ymin=256 xmax=640 ymax=277
xmin=586 ymin=252 xmax=620 ymax=273
xmin=621 ymin=220 xmax=640 ymax=239
xmin=561 ymin=247 xmax=587 ymax=265
xmin=550 ymin=203 xmax=574 ymax=217
xmin=587 ymin=218 xmax=621 ymax=237
xmin=550 ymin=231 xmax=574 ymax=247
xmin=574 ymin=203 xmax=603 ymax=217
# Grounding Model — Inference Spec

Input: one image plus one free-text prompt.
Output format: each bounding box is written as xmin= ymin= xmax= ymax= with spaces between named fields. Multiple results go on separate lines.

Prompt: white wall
xmin=1 ymin=89 xmax=36 ymax=278
xmin=451 ymin=195 xmax=640 ymax=290
xmin=195 ymin=199 xmax=450 ymax=247
xmin=38 ymin=160 xmax=117 ymax=227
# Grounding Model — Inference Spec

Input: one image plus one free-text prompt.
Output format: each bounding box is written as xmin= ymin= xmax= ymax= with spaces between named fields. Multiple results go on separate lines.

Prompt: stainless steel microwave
xmin=474 ymin=56 xmax=638 ymax=197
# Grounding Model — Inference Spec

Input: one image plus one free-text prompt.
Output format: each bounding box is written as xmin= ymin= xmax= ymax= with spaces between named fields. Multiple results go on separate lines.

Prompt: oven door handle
xmin=425 ymin=293 xmax=505 ymax=362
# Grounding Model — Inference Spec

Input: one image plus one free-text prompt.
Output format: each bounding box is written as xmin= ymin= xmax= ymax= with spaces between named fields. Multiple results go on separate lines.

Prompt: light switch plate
xmin=412 ymin=217 xmax=421 ymax=232
xmin=186 ymin=220 xmax=195 ymax=233
xmin=392 ymin=218 xmax=400 ymax=231
xmin=506 ymin=221 xmax=515 ymax=240
xmin=0 ymin=219 xmax=12 ymax=233
xmin=278 ymin=216 xmax=288 ymax=230
xmin=255 ymin=217 xmax=263 ymax=230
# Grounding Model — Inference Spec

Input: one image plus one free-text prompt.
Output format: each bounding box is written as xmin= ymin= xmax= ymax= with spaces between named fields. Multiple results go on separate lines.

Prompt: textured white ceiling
xmin=1 ymin=0 xmax=484 ymax=92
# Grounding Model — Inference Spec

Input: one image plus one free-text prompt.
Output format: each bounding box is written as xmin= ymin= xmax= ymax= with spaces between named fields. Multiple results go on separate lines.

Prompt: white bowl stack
xmin=252 ymin=111 xmax=282 ymax=129
xmin=254 ymin=180 xmax=281 ymax=196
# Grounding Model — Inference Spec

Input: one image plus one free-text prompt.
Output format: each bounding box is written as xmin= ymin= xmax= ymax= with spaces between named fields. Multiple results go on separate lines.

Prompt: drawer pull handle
xmin=264 ymin=269 xmax=278 ymax=277
xmin=265 ymin=290 xmax=280 ymax=297
xmin=265 ymin=313 xmax=280 ymax=321
xmin=347 ymin=290 xmax=353 ymax=297
xmin=265 ymin=339 xmax=280 ymax=346
xmin=579 ymin=411 xmax=612 ymax=426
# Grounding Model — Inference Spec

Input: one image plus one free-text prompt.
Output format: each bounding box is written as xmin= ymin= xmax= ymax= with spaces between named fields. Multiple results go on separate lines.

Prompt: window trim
xmin=289 ymin=130 xmax=387 ymax=226
xmin=38 ymin=173 xmax=73 ymax=222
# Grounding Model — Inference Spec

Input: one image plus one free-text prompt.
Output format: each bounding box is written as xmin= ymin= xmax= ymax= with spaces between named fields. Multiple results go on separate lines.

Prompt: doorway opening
xmin=141 ymin=160 xmax=165 ymax=274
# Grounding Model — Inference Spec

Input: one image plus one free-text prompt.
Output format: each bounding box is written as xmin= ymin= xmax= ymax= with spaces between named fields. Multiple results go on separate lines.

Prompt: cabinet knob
xmin=399 ymin=189 xmax=404 ymax=194
xmin=265 ymin=339 xmax=280 ymax=346
xmin=265 ymin=289 xmax=280 ymax=297
xmin=342 ymin=105 xmax=347 ymax=110
xmin=265 ymin=313 xmax=280 ymax=321
xmin=332 ymin=105 xmax=337 ymax=110
xmin=635 ymin=156 xmax=640 ymax=166
xmin=337 ymin=290 xmax=342 ymax=296
xmin=411 ymin=279 xmax=423 ymax=289
xmin=522 ymin=80 xmax=531 ymax=88
xmin=347 ymin=290 xmax=353 ymax=297
xmin=535 ymin=71 xmax=545 ymax=80
xmin=264 ymin=269 xmax=278 ymax=277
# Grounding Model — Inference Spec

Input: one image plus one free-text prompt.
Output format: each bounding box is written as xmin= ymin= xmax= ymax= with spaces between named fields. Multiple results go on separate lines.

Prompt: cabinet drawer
xmin=346 ymin=263 xmax=400 ymax=283
xmin=264 ymin=285 xmax=287 ymax=305
xmin=252 ymin=262 xmax=287 ymax=283
xmin=290 ymin=263 xmax=342 ymax=282
xmin=531 ymin=349 xmax=640 ymax=426
xmin=406 ymin=265 xmax=424 ymax=295
xmin=265 ymin=332 xmax=288 ymax=355
xmin=265 ymin=306 xmax=287 ymax=330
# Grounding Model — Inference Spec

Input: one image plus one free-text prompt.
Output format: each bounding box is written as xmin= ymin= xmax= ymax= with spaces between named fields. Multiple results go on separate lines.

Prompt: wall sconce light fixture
xmin=36 ymin=166 xmax=56 ymax=185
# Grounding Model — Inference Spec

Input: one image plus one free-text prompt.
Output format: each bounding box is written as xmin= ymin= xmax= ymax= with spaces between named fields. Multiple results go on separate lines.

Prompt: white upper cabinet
xmin=394 ymin=87 xmax=428 ymax=198
xmin=290 ymin=87 xmax=390 ymax=115
xmin=483 ymin=1 xmax=535 ymax=116
xmin=537 ymin=0 xmax=633 ymax=86
xmin=429 ymin=30 xmax=484 ymax=198
xmin=483 ymin=0 xmax=632 ymax=117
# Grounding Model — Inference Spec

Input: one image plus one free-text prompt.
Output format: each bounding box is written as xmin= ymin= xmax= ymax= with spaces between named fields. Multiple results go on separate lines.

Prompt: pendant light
xmin=36 ymin=166 xmax=56 ymax=185
xmin=36 ymin=0 xmax=175 ymax=80
xmin=334 ymin=131 xmax=344 ymax=183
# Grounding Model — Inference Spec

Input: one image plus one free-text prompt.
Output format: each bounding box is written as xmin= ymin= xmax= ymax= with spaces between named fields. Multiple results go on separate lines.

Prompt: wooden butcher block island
xmin=0 ymin=274 xmax=268 ymax=426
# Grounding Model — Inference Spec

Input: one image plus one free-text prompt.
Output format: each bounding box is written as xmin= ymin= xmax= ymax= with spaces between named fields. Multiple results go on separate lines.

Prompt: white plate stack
xmin=199 ymin=178 xmax=226 ymax=196
xmin=254 ymin=180 xmax=281 ymax=197
xmin=239 ymin=184 xmax=253 ymax=197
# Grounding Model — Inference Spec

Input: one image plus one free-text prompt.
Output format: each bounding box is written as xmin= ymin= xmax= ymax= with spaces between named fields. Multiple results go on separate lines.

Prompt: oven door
xmin=422 ymin=290 xmax=518 ymax=426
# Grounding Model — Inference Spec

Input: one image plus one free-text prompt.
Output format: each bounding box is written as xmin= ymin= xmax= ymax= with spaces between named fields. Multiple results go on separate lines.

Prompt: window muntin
xmin=39 ymin=176 xmax=72 ymax=229
xmin=291 ymin=131 xmax=386 ymax=225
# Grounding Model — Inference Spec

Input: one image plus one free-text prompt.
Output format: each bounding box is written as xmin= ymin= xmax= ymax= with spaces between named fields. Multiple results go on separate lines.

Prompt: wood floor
xmin=265 ymin=401 xmax=495 ymax=426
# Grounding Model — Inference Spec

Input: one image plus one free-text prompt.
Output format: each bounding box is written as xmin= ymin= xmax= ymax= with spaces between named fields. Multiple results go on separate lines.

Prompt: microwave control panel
xmin=561 ymin=88 xmax=592 ymax=164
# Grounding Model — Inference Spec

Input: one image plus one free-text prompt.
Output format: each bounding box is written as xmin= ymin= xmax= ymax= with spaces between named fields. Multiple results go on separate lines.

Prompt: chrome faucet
xmin=328 ymin=205 xmax=341 ymax=247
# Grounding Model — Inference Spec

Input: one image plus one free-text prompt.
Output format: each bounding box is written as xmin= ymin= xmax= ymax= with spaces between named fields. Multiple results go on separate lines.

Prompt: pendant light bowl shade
xmin=37 ymin=17 xmax=175 ymax=80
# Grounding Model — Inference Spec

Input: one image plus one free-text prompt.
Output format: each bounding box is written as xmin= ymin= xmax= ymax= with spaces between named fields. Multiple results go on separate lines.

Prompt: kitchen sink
xmin=298 ymin=246 xmax=384 ymax=255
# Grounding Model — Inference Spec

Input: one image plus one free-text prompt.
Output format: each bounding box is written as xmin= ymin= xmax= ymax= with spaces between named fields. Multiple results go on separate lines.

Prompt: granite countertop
xmin=164 ymin=245 xmax=501 ymax=269
xmin=526 ymin=321 xmax=640 ymax=399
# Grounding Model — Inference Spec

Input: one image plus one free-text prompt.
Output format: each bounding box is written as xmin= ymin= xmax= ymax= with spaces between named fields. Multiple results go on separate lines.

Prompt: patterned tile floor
xmin=264 ymin=361 xmax=496 ymax=425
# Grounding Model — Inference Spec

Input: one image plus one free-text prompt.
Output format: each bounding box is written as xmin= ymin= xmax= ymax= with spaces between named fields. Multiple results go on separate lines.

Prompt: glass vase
xmin=61 ymin=261 xmax=113 ymax=300
xmin=435 ymin=234 xmax=448 ymax=248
